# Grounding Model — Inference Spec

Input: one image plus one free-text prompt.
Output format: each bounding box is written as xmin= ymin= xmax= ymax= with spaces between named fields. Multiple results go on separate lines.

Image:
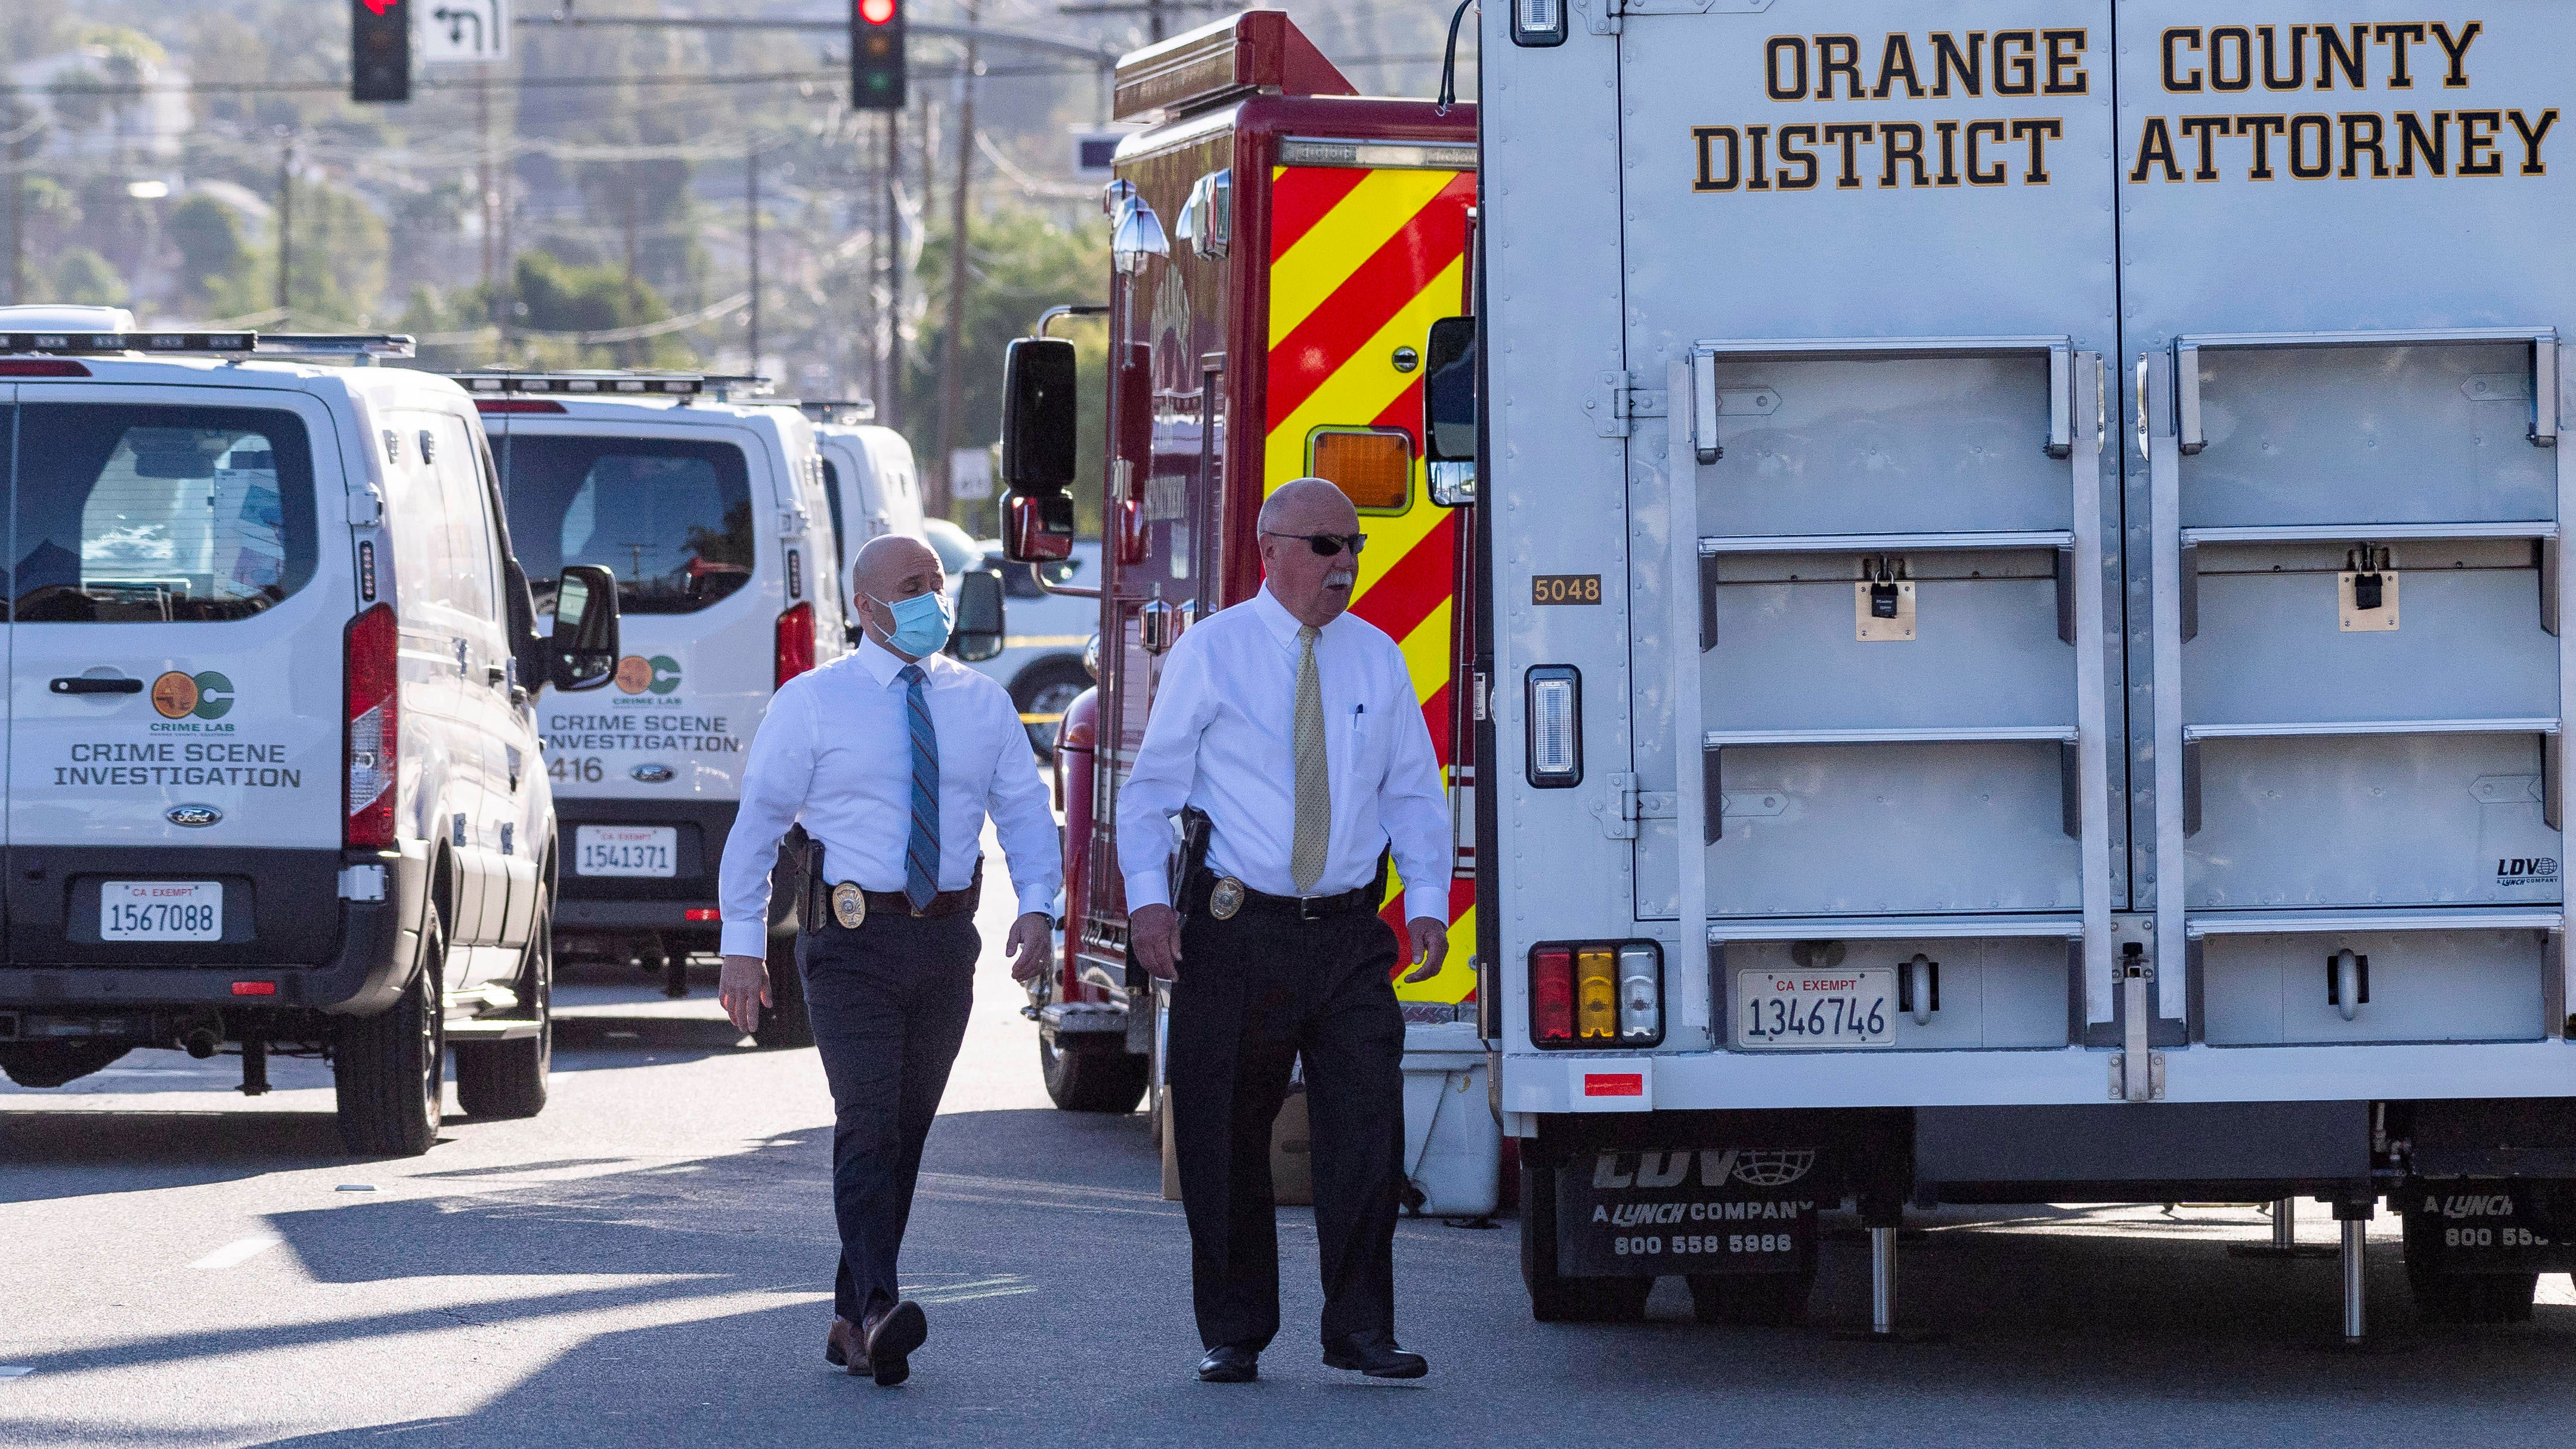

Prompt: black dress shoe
xmin=1196 ymin=1344 xmax=1259 ymax=1382
xmin=1322 ymin=1332 xmax=1428 ymax=1379
xmin=862 ymin=1300 xmax=928 ymax=1387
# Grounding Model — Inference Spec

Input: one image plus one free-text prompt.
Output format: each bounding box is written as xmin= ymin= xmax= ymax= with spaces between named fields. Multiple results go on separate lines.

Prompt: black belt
xmin=1185 ymin=865 xmax=1379 ymax=922
xmin=806 ymin=850 xmax=983 ymax=926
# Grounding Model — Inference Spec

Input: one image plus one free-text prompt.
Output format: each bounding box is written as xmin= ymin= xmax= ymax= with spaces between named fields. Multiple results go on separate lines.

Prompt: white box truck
xmin=1472 ymin=0 xmax=2576 ymax=1338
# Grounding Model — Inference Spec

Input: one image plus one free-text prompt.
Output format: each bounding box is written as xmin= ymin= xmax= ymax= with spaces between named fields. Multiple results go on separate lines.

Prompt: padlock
xmin=1870 ymin=580 xmax=1901 ymax=618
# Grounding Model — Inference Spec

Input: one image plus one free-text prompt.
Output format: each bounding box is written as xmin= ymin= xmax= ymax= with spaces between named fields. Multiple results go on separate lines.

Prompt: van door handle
xmin=51 ymin=677 xmax=143 ymax=695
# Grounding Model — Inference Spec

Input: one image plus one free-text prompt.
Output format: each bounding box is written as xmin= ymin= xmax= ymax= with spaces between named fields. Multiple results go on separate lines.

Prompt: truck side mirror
xmin=948 ymin=568 xmax=1007 ymax=663
xmin=1423 ymin=315 xmax=1478 ymax=506
xmin=549 ymin=564 xmax=622 ymax=691
xmin=1001 ymin=336 xmax=1079 ymax=563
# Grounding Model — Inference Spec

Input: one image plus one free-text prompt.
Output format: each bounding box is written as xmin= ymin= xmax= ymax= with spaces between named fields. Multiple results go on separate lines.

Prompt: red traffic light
xmin=859 ymin=0 xmax=897 ymax=23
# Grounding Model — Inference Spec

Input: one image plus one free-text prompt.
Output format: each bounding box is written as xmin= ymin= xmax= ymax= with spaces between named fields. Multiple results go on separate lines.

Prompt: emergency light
xmin=1525 ymin=665 xmax=1583 ymax=788
xmin=1511 ymin=0 xmax=1568 ymax=49
xmin=0 ymin=332 xmax=415 ymax=359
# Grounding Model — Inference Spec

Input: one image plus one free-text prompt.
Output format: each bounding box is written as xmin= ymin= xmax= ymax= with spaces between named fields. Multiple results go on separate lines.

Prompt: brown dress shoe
xmin=860 ymin=1299 xmax=928 ymax=1387
xmin=823 ymin=1316 xmax=869 ymax=1376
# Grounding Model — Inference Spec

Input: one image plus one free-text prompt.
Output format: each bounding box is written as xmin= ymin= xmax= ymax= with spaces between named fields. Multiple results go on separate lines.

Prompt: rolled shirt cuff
xmin=1122 ymin=866 xmax=1172 ymax=912
xmin=1401 ymin=884 xmax=1450 ymax=927
xmin=719 ymin=919 xmax=769 ymax=959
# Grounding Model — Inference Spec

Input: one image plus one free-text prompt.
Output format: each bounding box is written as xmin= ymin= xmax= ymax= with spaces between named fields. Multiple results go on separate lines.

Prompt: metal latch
xmin=1589 ymin=370 xmax=1668 ymax=439
xmin=347 ymin=485 xmax=385 ymax=528
xmin=778 ymin=506 xmax=810 ymax=538
xmin=2340 ymin=543 xmax=2399 ymax=631
xmin=1599 ymin=772 xmax=1676 ymax=840
xmin=2111 ymin=940 xmax=2165 ymax=1101
xmin=337 ymin=863 xmax=388 ymax=902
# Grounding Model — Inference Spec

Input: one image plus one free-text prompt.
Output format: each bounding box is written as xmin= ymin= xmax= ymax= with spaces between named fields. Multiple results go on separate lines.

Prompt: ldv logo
xmin=2497 ymin=856 xmax=2560 ymax=884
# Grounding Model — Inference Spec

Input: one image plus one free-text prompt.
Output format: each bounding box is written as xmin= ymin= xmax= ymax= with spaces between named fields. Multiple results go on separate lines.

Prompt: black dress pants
xmin=798 ymin=912 xmax=979 ymax=1323
xmin=1167 ymin=904 xmax=1406 ymax=1352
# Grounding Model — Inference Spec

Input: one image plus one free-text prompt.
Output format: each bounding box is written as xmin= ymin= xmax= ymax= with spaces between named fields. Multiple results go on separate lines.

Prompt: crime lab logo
xmin=150 ymin=670 xmax=235 ymax=721
xmin=2497 ymin=856 xmax=2560 ymax=888
xmin=1592 ymin=1148 xmax=1816 ymax=1190
xmin=614 ymin=655 xmax=682 ymax=696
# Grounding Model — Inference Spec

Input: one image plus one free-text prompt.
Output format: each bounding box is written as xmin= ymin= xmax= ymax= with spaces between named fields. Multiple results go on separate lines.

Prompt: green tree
xmin=166 ymin=193 xmax=262 ymax=314
xmin=50 ymin=247 xmax=128 ymax=307
xmin=904 ymin=206 xmax=1111 ymax=530
xmin=281 ymin=179 xmax=389 ymax=327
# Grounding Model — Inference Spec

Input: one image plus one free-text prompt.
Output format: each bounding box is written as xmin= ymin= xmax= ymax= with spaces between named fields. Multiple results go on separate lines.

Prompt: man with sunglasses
xmin=1117 ymin=476 xmax=1452 ymax=1384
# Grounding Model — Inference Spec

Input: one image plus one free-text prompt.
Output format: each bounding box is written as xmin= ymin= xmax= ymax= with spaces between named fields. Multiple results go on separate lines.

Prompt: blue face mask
xmin=868 ymin=588 xmax=953 ymax=658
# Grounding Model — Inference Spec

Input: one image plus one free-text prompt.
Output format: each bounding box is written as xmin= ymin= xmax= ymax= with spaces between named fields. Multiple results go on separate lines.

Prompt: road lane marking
xmin=0 ymin=1367 xmax=30 ymax=1379
xmin=190 ymin=1234 xmax=283 ymax=1270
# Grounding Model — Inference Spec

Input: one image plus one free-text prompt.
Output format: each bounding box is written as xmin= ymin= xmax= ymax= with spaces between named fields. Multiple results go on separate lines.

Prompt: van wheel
xmin=1686 ymin=1272 xmax=1814 ymax=1327
xmin=455 ymin=906 xmax=553 ymax=1119
xmin=751 ymin=933 xmax=813 ymax=1048
xmin=336 ymin=912 xmax=445 ymax=1157
xmin=1041 ymin=1029 xmax=1149 ymax=1113
xmin=1521 ymin=1151 xmax=1651 ymax=1323
xmin=1013 ymin=660 xmax=1091 ymax=755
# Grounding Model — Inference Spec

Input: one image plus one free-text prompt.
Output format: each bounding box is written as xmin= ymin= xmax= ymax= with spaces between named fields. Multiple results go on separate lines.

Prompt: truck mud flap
xmin=2397 ymin=1180 xmax=2576 ymax=1277
xmin=1555 ymin=1145 xmax=1830 ymax=1279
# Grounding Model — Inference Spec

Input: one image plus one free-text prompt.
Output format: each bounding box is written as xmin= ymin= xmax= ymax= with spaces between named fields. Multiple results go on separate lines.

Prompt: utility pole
xmin=931 ymin=3 xmax=979 ymax=518
xmin=882 ymin=108 xmax=903 ymax=432
xmin=746 ymin=143 xmax=762 ymax=375
xmin=477 ymin=78 xmax=496 ymax=302
xmin=275 ymin=133 xmax=295 ymax=323
xmin=7 ymin=138 xmax=23 ymax=306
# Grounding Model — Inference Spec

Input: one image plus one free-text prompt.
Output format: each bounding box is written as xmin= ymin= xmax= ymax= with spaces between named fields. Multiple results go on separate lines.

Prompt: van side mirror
xmin=1000 ymin=336 xmax=1079 ymax=563
xmin=549 ymin=564 xmax=622 ymax=691
xmin=1423 ymin=315 xmax=1478 ymax=506
xmin=948 ymin=568 xmax=1007 ymax=663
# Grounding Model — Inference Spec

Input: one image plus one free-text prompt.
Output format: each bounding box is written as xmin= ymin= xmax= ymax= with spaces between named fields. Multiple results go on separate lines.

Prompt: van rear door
xmin=5 ymin=383 xmax=348 ymax=968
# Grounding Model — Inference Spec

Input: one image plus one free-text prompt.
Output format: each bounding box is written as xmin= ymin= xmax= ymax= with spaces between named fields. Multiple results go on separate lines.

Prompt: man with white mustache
xmin=1119 ymin=476 xmax=1452 ymax=1383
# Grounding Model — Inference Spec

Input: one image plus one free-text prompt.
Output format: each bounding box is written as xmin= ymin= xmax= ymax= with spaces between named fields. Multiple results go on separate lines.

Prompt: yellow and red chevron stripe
xmin=1263 ymin=163 xmax=1477 ymax=1002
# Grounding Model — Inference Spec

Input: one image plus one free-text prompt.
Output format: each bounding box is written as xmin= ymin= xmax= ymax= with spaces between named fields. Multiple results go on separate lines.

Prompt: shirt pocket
xmin=1344 ymin=702 xmax=1392 ymax=780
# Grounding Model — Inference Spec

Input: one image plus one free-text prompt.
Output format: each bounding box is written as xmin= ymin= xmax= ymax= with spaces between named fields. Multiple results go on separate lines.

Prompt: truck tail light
xmin=775 ymin=601 xmax=816 ymax=688
xmin=1577 ymin=947 xmax=1617 ymax=1040
xmin=1531 ymin=940 xmax=1665 ymax=1049
xmin=344 ymin=602 xmax=399 ymax=850
xmin=1531 ymin=946 xmax=1573 ymax=1044
xmin=1525 ymin=665 xmax=1581 ymax=788
xmin=1617 ymin=943 xmax=1664 ymax=1044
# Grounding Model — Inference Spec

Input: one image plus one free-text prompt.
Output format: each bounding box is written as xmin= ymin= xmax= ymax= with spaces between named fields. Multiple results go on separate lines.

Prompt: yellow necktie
xmin=1290 ymin=625 xmax=1330 ymax=894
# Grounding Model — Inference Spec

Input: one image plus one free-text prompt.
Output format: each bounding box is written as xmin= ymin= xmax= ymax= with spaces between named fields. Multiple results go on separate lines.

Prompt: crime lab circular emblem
xmin=614 ymin=655 xmax=683 ymax=696
xmin=150 ymin=670 xmax=236 ymax=721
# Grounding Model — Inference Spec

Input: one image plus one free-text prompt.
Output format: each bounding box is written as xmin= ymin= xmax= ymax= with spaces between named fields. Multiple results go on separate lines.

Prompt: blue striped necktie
xmin=899 ymin=664 xmax=940 ymax=911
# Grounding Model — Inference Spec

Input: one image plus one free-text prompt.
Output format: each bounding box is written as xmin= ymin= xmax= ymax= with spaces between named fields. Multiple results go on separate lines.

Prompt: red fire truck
xmin=997 ymin=11 xmax=1479 ymax=1130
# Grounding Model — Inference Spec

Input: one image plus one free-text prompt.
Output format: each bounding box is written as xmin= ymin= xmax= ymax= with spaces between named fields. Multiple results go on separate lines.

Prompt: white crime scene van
xmin=811 ymin=410 xmax=928 ymax=587
xmin=463 ymin=371 xmax=847 ymax=1046
xmin=0 ymin=309 xmax=623 ymax=1156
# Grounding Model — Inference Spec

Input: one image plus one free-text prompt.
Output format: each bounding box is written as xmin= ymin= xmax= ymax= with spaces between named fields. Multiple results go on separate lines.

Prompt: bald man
xmin=719 ymin=534 xmax=1060 ymax=1387
xmin=1119 ymin=478 xmax=1451 ymax=1383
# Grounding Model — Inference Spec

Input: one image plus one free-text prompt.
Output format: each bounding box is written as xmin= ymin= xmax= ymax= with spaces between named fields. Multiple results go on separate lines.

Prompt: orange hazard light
xmin=1308 ymin=429 xmax=1411 ymax=512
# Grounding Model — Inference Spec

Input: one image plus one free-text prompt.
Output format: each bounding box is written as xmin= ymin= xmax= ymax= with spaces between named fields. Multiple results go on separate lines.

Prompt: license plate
xmin=576 ymin=825 xmax=677 ymax=877
xmin=1736 ymin=967 xmax=1896 ymax=1048
xmin=101 ymin=881 xmax=224 ymax=942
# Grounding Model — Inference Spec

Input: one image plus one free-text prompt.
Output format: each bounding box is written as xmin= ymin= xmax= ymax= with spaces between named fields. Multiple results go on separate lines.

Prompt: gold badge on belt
xmin=1208 ymin=876 xmax=1246 ymax=921
xmin=831 ymin=882 xmax=868 ymax=930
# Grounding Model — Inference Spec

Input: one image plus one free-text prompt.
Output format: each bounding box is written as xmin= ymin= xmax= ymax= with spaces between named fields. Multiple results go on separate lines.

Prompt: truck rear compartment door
xmin=1613 ymin=7 xmax=2124 ymax=1052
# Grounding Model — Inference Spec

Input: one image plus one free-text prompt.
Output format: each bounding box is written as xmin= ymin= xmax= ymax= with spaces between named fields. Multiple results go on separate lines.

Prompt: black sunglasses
xmin=1265 ymin=530 xmax=1368 ymax=558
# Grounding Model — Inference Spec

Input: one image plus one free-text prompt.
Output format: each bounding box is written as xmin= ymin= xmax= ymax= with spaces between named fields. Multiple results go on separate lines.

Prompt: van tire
xmin=752 ymin=932 xmax=813 ymax=1048
xmin=1521 ymin=1151 xmax=1652 ymax=1323
xmin=1040 ymin=1028 xmax=1149 ymax=1113
xmin=1686 ymin=1271 xmax=1813 ymax=1327
xmin=336 ymin=913 xmax=446 ymax=1157
xmin=456 ymin=905 xmax=553 ymax=1119
xmin=1013 ymin=660 xmax=1091 ymax=754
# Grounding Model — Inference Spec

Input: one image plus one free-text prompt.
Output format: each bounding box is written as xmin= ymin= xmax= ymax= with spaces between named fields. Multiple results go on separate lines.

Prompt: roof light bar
xmin=0 ymin=332 xmax=416 ymax=359
xmin=448 ymin=371 xmax=771 ymax=398
xmin=1278 ymin=138 xmax=1478 ymax=172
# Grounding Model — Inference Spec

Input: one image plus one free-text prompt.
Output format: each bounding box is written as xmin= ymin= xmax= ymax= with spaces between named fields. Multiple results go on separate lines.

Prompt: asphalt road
xmin=13 ymin=875 xmax=2576 ymax=1447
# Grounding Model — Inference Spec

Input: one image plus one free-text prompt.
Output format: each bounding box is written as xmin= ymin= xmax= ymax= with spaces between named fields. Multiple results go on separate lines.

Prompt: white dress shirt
xmin=1117 ymin=587 xmax=1451 ymax=922
xmin=719 ymin=637 xmax=1060 ymax=956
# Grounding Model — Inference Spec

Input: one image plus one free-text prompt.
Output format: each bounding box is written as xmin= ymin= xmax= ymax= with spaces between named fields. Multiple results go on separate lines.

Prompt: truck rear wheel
xmin=1041 ymin=1029 xmax=1149 ymax=1113
xmin=1521 ymin=1151 xmax=1652 ymax=1323
xmin=752 ymin=933 xmax=813 ymax=1048
xmin=2407 ymin=1265 xmax=2540 ymax=1324
xmin=455 ymin=906 xmax=553 ymax=1120
xmin=336 ymin=914 xmax=445 ymax=1157
xmin=1686 ymin=1272 xmax=1814 ymax=1327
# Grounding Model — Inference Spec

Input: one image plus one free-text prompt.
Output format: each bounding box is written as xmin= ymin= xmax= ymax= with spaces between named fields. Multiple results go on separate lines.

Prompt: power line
xmin=8 ymin=64 xmax=1093 ymax=99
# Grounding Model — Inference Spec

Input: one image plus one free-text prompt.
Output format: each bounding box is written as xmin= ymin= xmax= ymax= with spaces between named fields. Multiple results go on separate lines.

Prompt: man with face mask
xmin=717 ymin=533 xmax=1059 ymax=1387
xmin=1119 ymin=478 xmax=1451 ymax=1383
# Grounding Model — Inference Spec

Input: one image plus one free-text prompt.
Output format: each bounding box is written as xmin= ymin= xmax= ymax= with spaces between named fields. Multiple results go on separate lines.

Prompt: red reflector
xmin=684 ymin=908 xmax=720 ymax=922
xmin=1531 ymin=946 xmax=1574 ymax=1044
xmin=473 ymin=398 xmax=568 ymax=413
xmin=1583 ymin=1073 xmax=1643 ymax=1098
xmin=0 ymin=360 xmax=91 ymax=377
xmin=231 ymin=982 xmax=277 ymax=996
xmin=775 ymin=601 xmax=816 ymax=689
xmin=345 ymin=603 xmax=400 ymax=850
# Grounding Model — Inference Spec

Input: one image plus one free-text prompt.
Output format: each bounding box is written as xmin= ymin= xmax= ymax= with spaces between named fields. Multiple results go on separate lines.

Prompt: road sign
xmin=419 ymin=0 xmax=509 ymax=66
xmin=951 ymin=447 xmax=995 ymax=501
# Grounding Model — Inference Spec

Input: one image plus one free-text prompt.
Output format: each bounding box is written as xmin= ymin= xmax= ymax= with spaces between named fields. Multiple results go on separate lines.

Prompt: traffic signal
xmin=851 ymin=0 xmax=906 ymax=112
xmin=351 ymin=0 xmax=411 ymax=104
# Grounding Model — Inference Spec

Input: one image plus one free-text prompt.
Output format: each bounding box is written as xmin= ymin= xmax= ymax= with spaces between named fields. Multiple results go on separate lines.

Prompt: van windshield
xmin=11 ymin=404 xmax=319 ymax=623
xmin=500 ymin=434 xmax=755 ymax=615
